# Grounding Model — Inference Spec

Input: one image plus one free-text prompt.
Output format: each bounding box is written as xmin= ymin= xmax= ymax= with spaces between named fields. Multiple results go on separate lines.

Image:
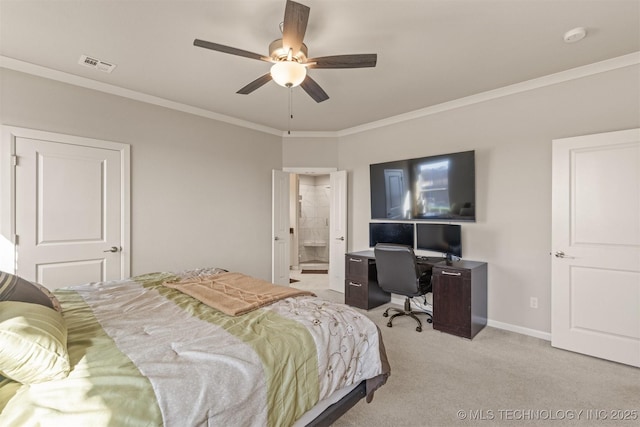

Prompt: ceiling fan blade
xmin=282 ymin=0 xmax=310 ymax=55
xmin=236 ymin=73 xmax=273 ymax=95
xmin=300 ymin=75 xmax=329 ymax=103
xmin=307 ymin=54 xmax=377 ymax=69
xmin=194 ymin=39 xmax=270 ymax=62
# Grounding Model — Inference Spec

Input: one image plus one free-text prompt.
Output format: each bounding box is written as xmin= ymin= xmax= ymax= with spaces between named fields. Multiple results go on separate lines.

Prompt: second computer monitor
xmin=416 ymin=223 xmax=462 ymax=258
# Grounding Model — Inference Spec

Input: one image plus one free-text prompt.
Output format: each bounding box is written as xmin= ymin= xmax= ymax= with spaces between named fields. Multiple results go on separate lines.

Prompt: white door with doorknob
xmin=11 ymin=127 xmax=129 ymax=290
xmin=272 ymin=169 xmax=290 ymax=286
xmin=329 ymin=170 xmax=347 ymax=292
xmin=551 ymin=128 xmax=640 ymax=367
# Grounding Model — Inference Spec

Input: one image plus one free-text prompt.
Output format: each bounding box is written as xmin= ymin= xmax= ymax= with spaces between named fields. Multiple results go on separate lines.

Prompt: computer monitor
xmin=416 ymin=223 xmax=462 ymax=259
xmin=369 ymin=222 xmax=415 ymax=248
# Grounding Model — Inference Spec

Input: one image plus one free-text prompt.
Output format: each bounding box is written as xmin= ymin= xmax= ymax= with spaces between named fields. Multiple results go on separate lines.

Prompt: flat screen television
xmin=369 ymin=222 xmax=415 ymax=248
xmin=369 ymin=150 xmax=475 ymax=221
xmin=416 ymin=223 xmax=462 ymax=259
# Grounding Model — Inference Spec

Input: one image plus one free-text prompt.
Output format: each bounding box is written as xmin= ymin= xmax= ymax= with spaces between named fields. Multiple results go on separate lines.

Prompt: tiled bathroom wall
xmin=298 ymin=175 xmax=330 ymax=265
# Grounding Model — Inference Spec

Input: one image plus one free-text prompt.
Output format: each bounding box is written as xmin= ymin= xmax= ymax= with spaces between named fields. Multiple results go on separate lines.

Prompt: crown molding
xmin=335 ymin=51 xmax=640 ymax=137
xmin=2 ymin=52 xmax=638 ymax=139
xmin=281 ymin=131 xmax=338 ymax=138
xmin=0 ymin=55 xmax=282 ymax=137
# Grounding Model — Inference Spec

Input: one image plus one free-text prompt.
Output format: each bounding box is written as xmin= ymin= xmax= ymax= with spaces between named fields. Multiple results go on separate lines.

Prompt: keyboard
xmin=416 ymin=256 xmax=446 ymax=263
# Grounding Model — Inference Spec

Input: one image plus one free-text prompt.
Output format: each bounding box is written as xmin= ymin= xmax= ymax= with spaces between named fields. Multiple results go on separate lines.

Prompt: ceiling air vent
xmin=78 ymin=55 xmax=116 ymax=73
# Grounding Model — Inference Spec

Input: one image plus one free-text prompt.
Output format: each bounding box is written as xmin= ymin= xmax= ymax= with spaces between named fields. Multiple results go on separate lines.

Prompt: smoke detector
xmin=563 ymin=27 xmax=587 ymax=43
xmin=78 ymin=55 xmax=117 ymax=73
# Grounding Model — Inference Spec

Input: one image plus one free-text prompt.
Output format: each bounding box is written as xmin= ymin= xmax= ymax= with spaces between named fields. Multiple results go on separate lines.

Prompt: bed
xmin=0 ymin=268 xmax=390 ymax=426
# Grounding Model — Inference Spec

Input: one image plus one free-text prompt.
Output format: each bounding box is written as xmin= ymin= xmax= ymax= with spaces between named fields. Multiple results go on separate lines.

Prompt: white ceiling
xmin=1 ymin=0 xmax=639 ymax=134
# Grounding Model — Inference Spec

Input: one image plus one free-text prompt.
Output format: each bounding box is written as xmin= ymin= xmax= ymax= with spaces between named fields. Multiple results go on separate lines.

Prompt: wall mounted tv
xmin=369 ymin=222 xmax=415 ymax=248
xmin=416 ymin=223 xmax=462 ymax=259
xmin=370 ymin=150 xmax=475 ymax=221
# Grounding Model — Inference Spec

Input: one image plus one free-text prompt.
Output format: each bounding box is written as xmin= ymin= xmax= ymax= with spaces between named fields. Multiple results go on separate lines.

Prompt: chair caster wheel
xmin=387 ymin=321 xmax=392 ymax=328
xmin=427 ymin=318 xmax=433 ymax=324
xmin=383 ymin=312 xmax=389 ymax=317
xmin=416 ymin=326 xmax=422 ymax=332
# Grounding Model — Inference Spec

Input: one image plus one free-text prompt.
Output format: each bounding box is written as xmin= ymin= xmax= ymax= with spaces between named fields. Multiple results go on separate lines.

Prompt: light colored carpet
xmin=311 ymin=289 xmax=640 ymax=427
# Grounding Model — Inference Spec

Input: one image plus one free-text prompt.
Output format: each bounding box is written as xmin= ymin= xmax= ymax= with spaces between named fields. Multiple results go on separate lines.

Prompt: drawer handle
xmin=441 ymin=271 xmax=461 ymax=276
xmin=349 ymin=258 xmax=363 ymax=263
xmin=348 ymin=281 xmax=362 ymax=287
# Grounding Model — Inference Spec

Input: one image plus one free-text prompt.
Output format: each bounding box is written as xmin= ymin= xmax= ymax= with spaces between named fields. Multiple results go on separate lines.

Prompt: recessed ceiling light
xmin=563 ymin=27 xmax=587 ymax=43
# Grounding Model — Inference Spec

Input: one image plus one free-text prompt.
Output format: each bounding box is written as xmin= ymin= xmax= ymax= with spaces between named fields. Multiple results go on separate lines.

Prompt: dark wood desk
xmin=344 ymin=251 xmax=444 ymax=310
xmin=344 ymin=251 xmax=488 ymax=339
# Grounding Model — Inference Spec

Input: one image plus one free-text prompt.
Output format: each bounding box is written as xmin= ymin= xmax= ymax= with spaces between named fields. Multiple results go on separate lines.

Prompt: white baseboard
xmin=388 ymin=295 xmax=551 ymax=341
xmin=487 ymin=319 xmax=551 ymax=341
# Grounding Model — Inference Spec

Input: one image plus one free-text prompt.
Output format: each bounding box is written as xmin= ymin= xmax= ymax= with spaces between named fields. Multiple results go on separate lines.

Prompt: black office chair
xmin=374 ymin=243 xmax=433 ymax=332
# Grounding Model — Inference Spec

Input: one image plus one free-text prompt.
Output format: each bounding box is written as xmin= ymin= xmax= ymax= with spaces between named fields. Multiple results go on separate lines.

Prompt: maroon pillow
xmin=0 ymin=271 xmax=62 ymax=312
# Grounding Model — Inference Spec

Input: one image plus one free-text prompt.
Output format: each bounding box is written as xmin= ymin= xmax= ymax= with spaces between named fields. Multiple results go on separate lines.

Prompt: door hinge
xmin=11 ymin=155 xmax=18 ymax=166
xmin=14 ymin=234 xmax=19 ymax=245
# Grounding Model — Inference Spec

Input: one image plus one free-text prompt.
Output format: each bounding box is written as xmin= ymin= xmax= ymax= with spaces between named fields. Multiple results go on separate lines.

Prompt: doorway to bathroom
xmin=273 ymin=168 xmax=347 ymax=292
xmin=290 ymin=173 xmax=331 ymax=274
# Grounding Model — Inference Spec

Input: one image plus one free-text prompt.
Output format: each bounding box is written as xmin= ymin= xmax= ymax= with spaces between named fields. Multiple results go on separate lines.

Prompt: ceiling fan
xmin=193 ymin=0 xmax=377 ymax=103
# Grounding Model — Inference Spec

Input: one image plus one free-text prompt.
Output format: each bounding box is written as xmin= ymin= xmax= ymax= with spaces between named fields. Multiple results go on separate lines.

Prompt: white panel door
xmin=329 ymin=170 xmax=347 ymax=292
xmin=551 ymin=128 xmax=640 ymax=367
xmin=272 ymin=170 xmax=290 ymax=285
xmin=15 ymin=134 xmax=128 ymax=289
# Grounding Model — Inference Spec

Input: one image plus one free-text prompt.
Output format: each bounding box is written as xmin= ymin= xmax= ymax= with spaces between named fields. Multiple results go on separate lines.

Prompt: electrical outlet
xmin=530 ymin=297 xmax=538 ymax=309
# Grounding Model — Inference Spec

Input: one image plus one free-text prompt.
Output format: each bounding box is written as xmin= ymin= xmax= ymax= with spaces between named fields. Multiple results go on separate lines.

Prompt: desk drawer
xmin=345 ymin=255 xmax=369 ymax=279
xmin=344 ymin=279 xmax=367 ymax=309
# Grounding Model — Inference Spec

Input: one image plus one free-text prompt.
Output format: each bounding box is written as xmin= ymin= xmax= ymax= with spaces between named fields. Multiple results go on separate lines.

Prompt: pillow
xmin=0 ymin=271 xmax=62 ymax=312
xmin=0 ymin=301 xmax=70 ymax=384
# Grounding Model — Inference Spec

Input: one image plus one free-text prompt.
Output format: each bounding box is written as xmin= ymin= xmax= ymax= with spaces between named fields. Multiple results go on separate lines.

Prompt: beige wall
xmin=0 ymin=69 xmax=282 ymax=280
xmin=282 ymin=136 xmax=339 ymax=168
xmin=338 ymin=65 xmax=640 ymax=334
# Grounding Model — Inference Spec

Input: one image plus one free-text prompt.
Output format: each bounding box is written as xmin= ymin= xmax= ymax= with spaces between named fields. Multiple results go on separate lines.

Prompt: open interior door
xmin=272 ymin=170 xmax=290 ymax=285
xmin=329 ymin=170 xmax=347 ymax=292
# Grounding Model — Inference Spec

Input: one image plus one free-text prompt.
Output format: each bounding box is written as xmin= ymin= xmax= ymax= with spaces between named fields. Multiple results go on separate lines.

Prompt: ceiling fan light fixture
xmin=194 ymin=1 xmax=376 ymax=103
xmin=270 ymin=61 xmax=307 ymax=87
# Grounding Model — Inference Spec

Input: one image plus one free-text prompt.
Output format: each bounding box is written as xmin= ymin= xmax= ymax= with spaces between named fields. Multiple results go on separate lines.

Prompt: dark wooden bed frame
xmin=306 ymin=380 xmax=367 ymax=427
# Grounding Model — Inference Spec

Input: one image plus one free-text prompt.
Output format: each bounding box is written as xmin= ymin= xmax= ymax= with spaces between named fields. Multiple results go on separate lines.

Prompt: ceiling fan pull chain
xmin=288 ymin=87 xmax=293 ymax=135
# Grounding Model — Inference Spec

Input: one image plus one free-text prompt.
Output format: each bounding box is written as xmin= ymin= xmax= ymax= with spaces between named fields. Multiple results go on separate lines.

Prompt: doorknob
xmin=103 ymin=246 xmax=119 ymax=253
xmin=274 ymin=236 xmax=280 ymax=241
xmin=336 ymin=236 xmax=345 ymax=241
xmin=554 ymin=251 xmax=566 ymax=258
